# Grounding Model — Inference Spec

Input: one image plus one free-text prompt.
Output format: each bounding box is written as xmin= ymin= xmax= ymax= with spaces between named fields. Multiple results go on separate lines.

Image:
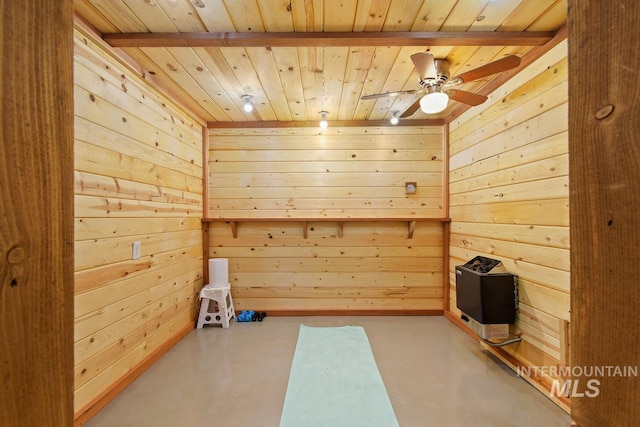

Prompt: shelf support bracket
xmin=338 ymin=222 xmax=344 ymax=238
xmin=408 ymin=220 xmax=416 ymax=239
xmin=226 ymin=221 xmax=238 ymax=239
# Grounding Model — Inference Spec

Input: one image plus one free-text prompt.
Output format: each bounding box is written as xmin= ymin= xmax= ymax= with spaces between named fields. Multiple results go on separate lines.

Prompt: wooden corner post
xmin=1 ymin=0 xmax=74 ymax=424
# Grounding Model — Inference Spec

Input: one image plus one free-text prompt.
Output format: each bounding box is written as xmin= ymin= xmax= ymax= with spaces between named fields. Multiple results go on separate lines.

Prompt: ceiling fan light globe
xmin=420 ymin=92 xmax=448 ymax=114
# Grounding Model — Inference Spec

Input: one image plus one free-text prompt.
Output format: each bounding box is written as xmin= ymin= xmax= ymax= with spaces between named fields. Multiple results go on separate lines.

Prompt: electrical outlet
xmin=132 ymin=241 xmax=141 ymax=260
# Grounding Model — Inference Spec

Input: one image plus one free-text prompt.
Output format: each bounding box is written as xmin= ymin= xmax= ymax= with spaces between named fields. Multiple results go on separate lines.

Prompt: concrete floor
xmin=86 ymin=316 xmax=571 ymax=427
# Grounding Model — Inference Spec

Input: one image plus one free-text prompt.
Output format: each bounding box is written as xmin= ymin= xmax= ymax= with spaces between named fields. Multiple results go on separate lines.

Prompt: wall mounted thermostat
xmin=405 ymin=182 xmax=417 ymax=194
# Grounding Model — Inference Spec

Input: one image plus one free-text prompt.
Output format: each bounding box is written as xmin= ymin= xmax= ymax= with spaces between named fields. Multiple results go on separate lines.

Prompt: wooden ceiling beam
xmin=103 ymin=31 xmax=553 ymax=48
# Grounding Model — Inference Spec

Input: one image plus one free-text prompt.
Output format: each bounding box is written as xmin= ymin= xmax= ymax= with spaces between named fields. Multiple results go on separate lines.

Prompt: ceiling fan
xmin=361 ymin=52 xmax=521 ymax=117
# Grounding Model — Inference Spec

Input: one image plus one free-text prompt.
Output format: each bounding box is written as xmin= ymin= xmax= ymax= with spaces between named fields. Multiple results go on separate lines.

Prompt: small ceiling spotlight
xmin=390 ymin=110 xmax=400 ymax=125
xmin=319 ymin=111 xmax=329 ymax=129
xmin=242 ymin=95 xmax=254 ymax=113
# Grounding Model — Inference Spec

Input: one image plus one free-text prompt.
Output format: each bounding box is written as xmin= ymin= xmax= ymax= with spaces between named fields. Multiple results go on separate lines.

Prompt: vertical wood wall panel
xmin=208 ymin=126 xmax=445 ymax=312
xmin=448 ymin=41 xmax=569 ymax=384
xmin=1 ymin=1 xmax=74 ymax=425
xmin=569 ymin=1 xmax=640 ymax=424
xmin=72 ymin=25 xmax=203 ymax=416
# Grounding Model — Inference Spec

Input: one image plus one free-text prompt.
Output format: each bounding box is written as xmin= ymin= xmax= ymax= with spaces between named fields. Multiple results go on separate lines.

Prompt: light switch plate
xmin=132 ymin=241 xmax=141 ymax=260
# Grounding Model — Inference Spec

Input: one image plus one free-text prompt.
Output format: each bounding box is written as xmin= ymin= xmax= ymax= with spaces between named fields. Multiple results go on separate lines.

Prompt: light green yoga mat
xmin=279 ymin=325 xmax=400 ymax=427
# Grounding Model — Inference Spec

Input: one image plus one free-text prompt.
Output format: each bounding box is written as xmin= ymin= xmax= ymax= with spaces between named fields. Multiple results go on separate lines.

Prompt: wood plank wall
xmin=208 ymin=127 xmax=444 ymax=218
xmin=447 ymin=41 xmax=569 ymax=387
xmin=208 ymin=127 xmax=445 ymax=313
xmin=72 ymin=25 xmax=204 ymax=418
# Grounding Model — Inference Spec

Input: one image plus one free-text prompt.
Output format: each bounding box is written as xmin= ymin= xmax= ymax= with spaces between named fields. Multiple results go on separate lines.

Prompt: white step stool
xmin=196 ymin=283 xmax=235 ymax=328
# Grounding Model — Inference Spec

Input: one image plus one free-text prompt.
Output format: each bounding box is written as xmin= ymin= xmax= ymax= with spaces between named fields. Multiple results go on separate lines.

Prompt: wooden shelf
xmin=201 ymin=217 xmax=450 ymax=239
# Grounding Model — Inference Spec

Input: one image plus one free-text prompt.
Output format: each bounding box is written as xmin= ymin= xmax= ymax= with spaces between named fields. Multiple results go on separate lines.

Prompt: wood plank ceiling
xmin=74 ymin=0 xmax=567 ymax=125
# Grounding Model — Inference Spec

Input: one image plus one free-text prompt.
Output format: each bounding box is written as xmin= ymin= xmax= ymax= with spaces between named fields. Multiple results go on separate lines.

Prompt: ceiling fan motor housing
xmin=420 ymin=59 xmax=450 ymax=87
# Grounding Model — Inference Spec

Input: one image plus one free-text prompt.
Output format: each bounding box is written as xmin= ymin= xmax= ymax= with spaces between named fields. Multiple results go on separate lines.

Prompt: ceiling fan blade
xmin=410 ymin=52 xmax=437 ymax=80
xmin=400 ymin=98 xmax=422 ymax=118
xmin=451 ymin=55 xmax=521 ymax=84
xmin=446 ymin=89 xmax=488 ymax=106
xmin=361 ymin=89 xmax=417 ymax=100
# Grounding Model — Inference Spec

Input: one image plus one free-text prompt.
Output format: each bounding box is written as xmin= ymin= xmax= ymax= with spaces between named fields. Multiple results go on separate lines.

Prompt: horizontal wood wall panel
xmin=233 ymin=286 xmax=443 ymax=299
xmin=74 ymin=34 xmax=202 ymax=158
xmin=450 ymin=176 xmax=568 ymax=206
xmin=211 ymin=149 xmax=443 ymax=162
xmin=449 ymin=154 xmax=569 ymax=193
xmin=210 ymin=186 xmax=443 ymax=199
xmin=449 ymin=102 xmax=568 ymax=171
xmin=74 ymin=306 xmax=196 ymax=413
xmin=208 ymin=127 xmax=444 ymax=137
xmin=74 ymin=267 xmax=200 ymax=342
xmin=211 ymin=246 xmax=443 ymax=258
xmin=228 ymin=272 xmax=442 ymax=288
xmin=75 ymin=139 xmax=202 ymax=193
xmin=74 ymin=84 xmax=201 ymax=167
xmin=230 ymin=257 xmax=442 ymax=273
xmin=209 ymin=221 xmax=444 ymax=312
xmin=75 ymin=217 xmax=202 ymax=241
xmin=74 ymin=245 xmax=202 ymax=294
xmin=211 ymin=197 xmax=443 ymax=211
xmin=75 ymin=171 xmax=201 ymax=205
xmin=449 ymin=233 xmax=570 ymax=271
xmin=211 ymin=233 xmax=444 ymax=248
xmin=449 ymin=199 xmax=569 ymax=226
xmin=452 ymin=79 xmax=568 ymax=156
xmin=75 ymin=194 xmax=202 ymax=219
xmin=209 ymin=126 xmax=444 ymax=219
xmin=74 ymin=271 xmax=198 ymax=367
xmin=73 ymin=23 xmax=203 ymax=420
xmin=449 ymin=42 xmax=568 ymax=143
xmin=75 ymin=229 xmax=201 ymax=271
xmin=211 ymin=220 xmax=445 ymax=234
xmin=450 ymin=246 xmax=569 ymax=293
xmin=211 ymin=160 xmax=443 ymax=173
xmin=208 ymin=208 xmax=446 ymax=219
xmin=449 ymin=222 xmax=569 ymax=249
xmin=234 ymin=298 xmax=443 ymax=312
xmin=75 ymin=257 xmax=202 ymax=318
xmin=448 ymin=41 xmax=569 ymax=388
xmin=449 ymin=55 xmax=568 ymax=154
xmin=450 ymin=132 xmax=568 ymax=183
xmin=211 ymin=134 xmax=444 ymax=150
xmin=210 ymin=171 xmax=442 ymax=187
xmin=74 ymin=300 xmax=194 ymax=390
xmin=75 ymin=119 xmax=202 ymax=180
